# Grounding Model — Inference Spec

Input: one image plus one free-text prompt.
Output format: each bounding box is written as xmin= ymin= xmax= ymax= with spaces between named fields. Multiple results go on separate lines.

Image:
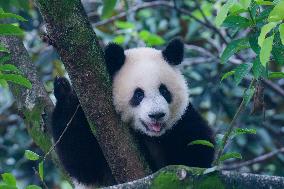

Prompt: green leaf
xmin=0 ymin=184 xmax=17 ymax=189
xmin=101 ymin=0 xmax=117 ymax=19
xmin=221 ymin=38 xmax=250 ymax=64
xmin=0 ymin=12 xmax=27 ymax=21
xmin=249 ymin=34 xmax=260 ymax=54
xmin=215 ymin=0 xmax=235 ymax=27
xmin=114 ymin=21 xmax=134 ymax=29
xmin=0 ymin=64 xmax=20 ymax=73
xmin=268 ymin=72 xmax=284 ymax=79
xmin=0 ymin=24 xmax=23 ymax=36
xmin=260 ymin=34 xmax=274 ymax=66
xmin=258 ymin=22 xmax=277 ymax=47
xmin=255 ymin=0 xmax=274 ymax=5
xmin=0 ymin=55 xmax=10 ymax=64
xmin=24 ymin=150 xmax=40 ymax=161
xmin=219 ymin=152 xmax=242 ymax=162
xmin=279 ymin=23 xmax=284 ymax=45
xmin=1 ymin=173 xmax=16 ymax=186
xmin=234 ymin=128 xmax=257 ymax=135
xmin=234 ymin=63 xmax=251 ymax=85
xmin=138 ymin=30 xmax=165 ymax=46
xmin=229 ymin=2 xmax=247 ymax=14
xmin=240 ymin=0 xmax=252 ymax=9
xmin=221 ymin=70 xmax=235 ymax=81
xmin=268 ymin=0 xmax=284 ymax=22
xmin=39 ymin=161 xmax=44 ymax=181
xmin=0 ymin=74 xmax=32 ymax=89
xmin=188 ymin=140 xmax=214 ymax=148
xmin=0 ymin=79 xmax=8 ymax=88
xmin=271 ymin=32 xmax=284 ymax=64
xmin=113 ymin=35 xmax=125 ymax=44
xmin=222 ymin=15 xmax=251 ymax=29
xmin=0 ymin=43 xmax=8 ymax=52
xmin=26 ymin=185 xmax=42 ymax=189
xmin=252 ymin=58 xmax=267 ymax=78
xmin=243 ymin=85 xmax=255 ymax=106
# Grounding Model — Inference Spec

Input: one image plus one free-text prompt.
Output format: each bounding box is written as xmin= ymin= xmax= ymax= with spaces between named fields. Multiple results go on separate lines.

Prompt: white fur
xmin=73 ymin=179 xmax=95 ymax=189
xmin=112 ymin=47 xmax=189 ymax=137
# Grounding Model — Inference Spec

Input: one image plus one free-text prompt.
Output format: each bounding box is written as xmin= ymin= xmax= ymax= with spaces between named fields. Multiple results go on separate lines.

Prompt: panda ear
xmin=104 ymin=43 xmax=125 ymax=78
xmin=162 ymin=38 xmax=184 ymax=65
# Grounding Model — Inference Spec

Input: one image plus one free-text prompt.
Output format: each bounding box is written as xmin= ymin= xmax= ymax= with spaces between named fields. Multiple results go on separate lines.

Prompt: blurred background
xmin=0 ymin=0 xmax=283 ymax=188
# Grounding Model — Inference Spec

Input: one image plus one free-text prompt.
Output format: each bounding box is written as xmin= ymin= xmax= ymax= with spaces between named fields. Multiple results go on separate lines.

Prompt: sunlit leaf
xmin=255 ymin=0 xmax=274 ymax=5
xmin=0 ymin=24 xmax=23 ymax=36
xmin=268 ymin=0 xmax=284 ymax=22
xmin=101 ymin=0 xmax=117 ymax=19
xmin=113 ymin=35 xmax=125 ymax=44
xmin=268 ymin=72 xmax=284 ymax=79
xmin=260 ymin=34 xmax=274 ymax=66
xmin=240 ymin=0 xmax=252 ymax=9
xmin=188 ymin=140 xmax=214 ymax=148
xmin=215 ymin=0 xmax=235 ymax=27
xmin=26 ymin=185 xmax=42 ymax=189
xmin=1 ymin=173 xmax=16 ymax=186
xmin=0 ymin=74 xmax=32 ymax=89
xmin=279 ymin=23 xmax=284 ymax=45
xmin=234 ymin=63 xmax=251 ymax=85
xmin=114 ymin=21 xmax=134 ymax=29
xmin=138 ymin=30 xmax=165 ymax=46
xmin=24 ymin=150 xmax=40 ymax=161
xmin=258 ymin=22 xmax=277 ymax=47
xmin=219 ymin=152 xmax=242 ymax=162
xmin=0 ymin=12 xmax=27 ymax=21
xmin=0 ymin=64 xmax=21 ymax=73
xmin=229 ymin=2 xmax=246 ymax=14
xmin=39 ymin=162 xmax=44 ymax=181
xmin=221 ymin=70 xmax=235 ymax=81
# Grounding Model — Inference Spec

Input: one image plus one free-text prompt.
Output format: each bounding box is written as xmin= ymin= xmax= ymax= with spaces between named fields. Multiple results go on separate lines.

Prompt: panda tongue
xmin=150 ymin=123 xmax=161 ymax=132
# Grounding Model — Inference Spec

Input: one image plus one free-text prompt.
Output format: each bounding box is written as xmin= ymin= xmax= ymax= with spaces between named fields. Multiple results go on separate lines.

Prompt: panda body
xmin=51 ymin=39 xmax=214 ymax=188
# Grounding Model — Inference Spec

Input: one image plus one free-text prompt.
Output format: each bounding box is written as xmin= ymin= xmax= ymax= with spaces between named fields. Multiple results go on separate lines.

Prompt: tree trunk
xmin=34 ymin=0 xmax=150 ymax=183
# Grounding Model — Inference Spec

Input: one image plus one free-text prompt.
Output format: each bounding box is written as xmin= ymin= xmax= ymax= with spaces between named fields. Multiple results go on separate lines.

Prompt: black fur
xmin=52 ymin=77 xmax=115 ymax=186
xmin=130 ymin=88 xmax=144 ymax=107
xmin=162 ymin=38 xmax=184 ymax=65
xmin=104 ymin=43 xmax=125 ymax=78
xmin=132 ymin=103 xmax=215 ymax=171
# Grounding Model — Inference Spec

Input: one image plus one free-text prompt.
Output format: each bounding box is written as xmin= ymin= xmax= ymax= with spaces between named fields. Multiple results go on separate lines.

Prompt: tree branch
xmin=222 ymin=147 xmax=284 ymax=170
xmin=35 ymin=0 xmax=150 ymax=183
xmin=102 ymin=165 xmax=284 ymax=189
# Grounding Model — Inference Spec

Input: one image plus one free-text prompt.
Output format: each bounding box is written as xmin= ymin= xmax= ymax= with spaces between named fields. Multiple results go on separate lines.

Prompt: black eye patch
xmin=130 ymin=88 xmax=144 ymax=107
xmin=159 ymin=84 xmax=172 ymax=103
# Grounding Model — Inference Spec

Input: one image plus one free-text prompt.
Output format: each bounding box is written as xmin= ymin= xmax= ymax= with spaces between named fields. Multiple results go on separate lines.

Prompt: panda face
xmin=112 ymin=47 xmax=189 ymax=137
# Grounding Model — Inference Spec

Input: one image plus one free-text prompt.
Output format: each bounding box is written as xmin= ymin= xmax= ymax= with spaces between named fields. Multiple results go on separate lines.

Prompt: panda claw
xmin=53 ymin=77 xmax=72 ymax=100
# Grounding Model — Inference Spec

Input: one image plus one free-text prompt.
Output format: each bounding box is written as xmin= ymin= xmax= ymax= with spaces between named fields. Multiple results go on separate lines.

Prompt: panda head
xmin=105 ymin=39 xmax=189 ymax=137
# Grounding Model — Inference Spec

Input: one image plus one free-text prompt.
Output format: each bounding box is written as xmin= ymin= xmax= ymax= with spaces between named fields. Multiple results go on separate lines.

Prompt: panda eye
xmin=130 ymin=88 xmax=144 ymax=107
xmin=159 ymin=84 xmax=172 ymax=103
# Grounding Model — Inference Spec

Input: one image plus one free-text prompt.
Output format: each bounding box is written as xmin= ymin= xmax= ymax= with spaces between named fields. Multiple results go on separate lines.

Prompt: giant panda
xmin=51 ymin=38 xmax=215 ymax=188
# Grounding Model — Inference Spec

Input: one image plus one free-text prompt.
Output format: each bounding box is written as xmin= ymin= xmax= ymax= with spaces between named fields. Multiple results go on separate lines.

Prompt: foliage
xmin=0 ymin=8 xmax=31 ymax=89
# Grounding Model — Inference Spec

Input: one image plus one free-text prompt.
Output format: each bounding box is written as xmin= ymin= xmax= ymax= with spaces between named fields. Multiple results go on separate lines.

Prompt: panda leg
xmin=52 ymin=77 xmax=114 ymax=186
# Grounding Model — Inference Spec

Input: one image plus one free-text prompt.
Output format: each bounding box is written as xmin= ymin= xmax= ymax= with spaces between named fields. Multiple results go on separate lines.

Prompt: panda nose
xmin=148 ymin=112 xmax=166 ymax=120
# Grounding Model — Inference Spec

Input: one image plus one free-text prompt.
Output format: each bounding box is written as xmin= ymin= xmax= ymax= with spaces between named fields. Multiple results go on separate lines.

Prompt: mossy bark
xmin=102 ymin=165 xmax=284 ymax=189
xmin=0 ymin=36 xmax=70 ymax=181
xmin=34 ymin=0 xmax=150 ymax=183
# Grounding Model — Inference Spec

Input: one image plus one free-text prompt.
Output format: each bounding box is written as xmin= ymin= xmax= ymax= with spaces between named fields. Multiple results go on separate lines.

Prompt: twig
xmin=222 ymin=147 xmax=284 ymax=170
xmin=263 ymin=79 xmax=284 ymax=97
xmin=32 ymin=167 xmax=48 ymax=189
xmin=43 ymin=104 xmax=80 ymax=161
xmin=213 ymin=80 xmax=255 ymax=165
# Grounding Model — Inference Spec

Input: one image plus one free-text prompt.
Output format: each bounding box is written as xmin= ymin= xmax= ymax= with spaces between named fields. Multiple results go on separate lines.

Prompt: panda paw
xmin=54 ymin=76 xmax=72 ymax=100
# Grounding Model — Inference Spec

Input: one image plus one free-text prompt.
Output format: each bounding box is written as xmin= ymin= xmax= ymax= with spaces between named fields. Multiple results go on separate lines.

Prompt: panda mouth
xmin=140 ymin=120 xmax=164 ymax=133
